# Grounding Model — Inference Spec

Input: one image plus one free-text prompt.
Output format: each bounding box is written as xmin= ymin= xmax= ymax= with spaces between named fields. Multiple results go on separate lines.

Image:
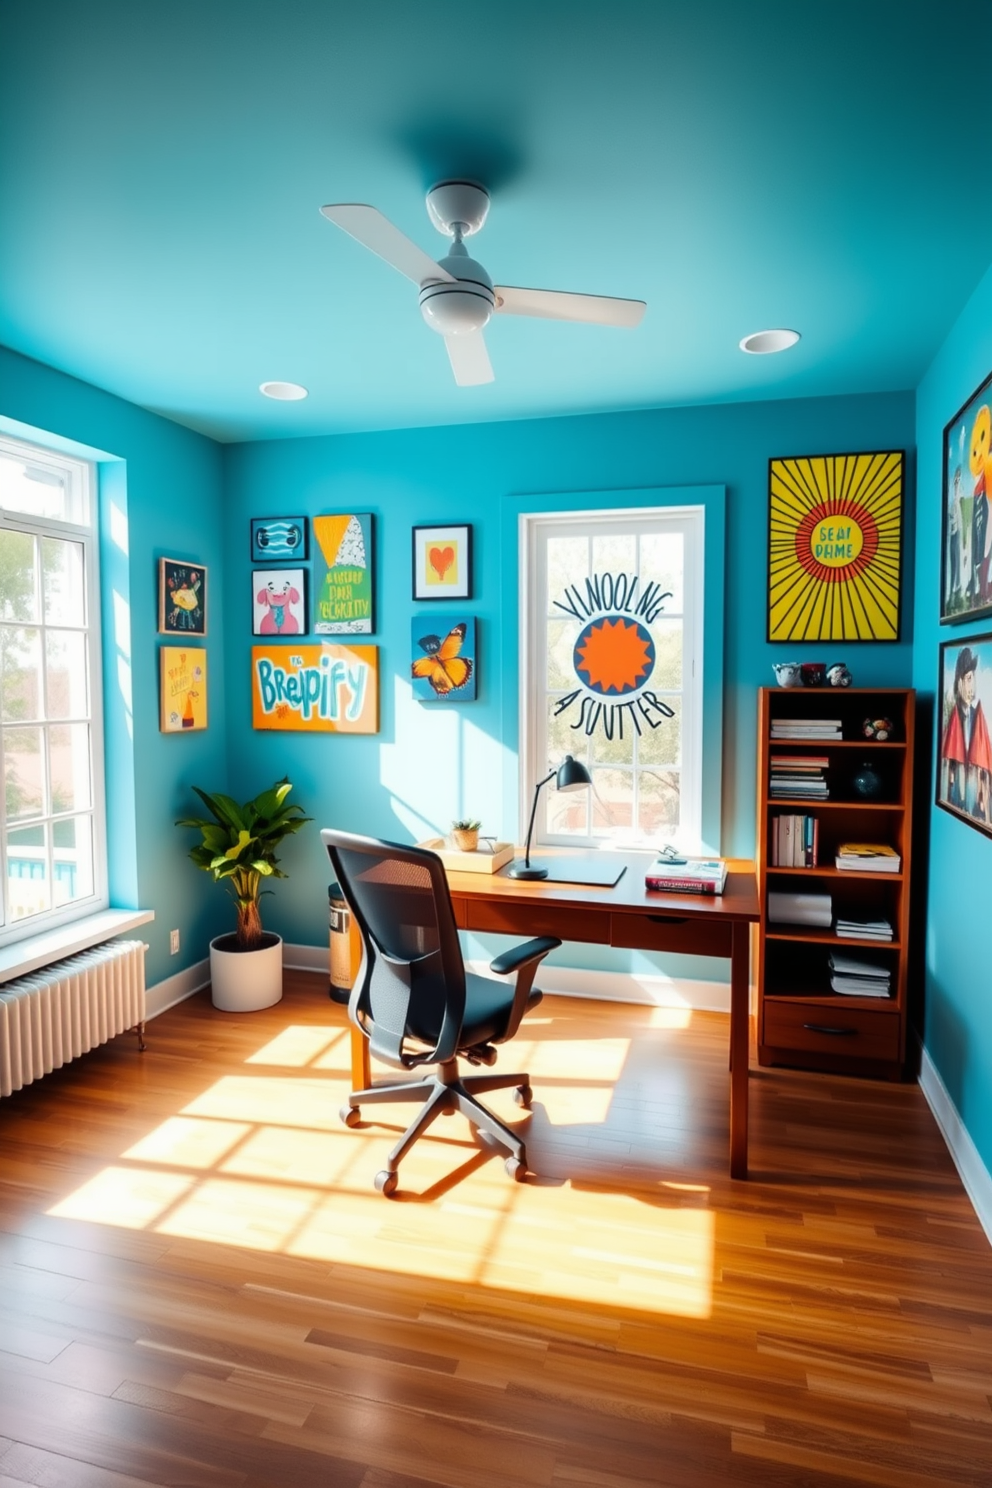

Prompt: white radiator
xmin=0 ymin=939 xmax=147 ymax=1097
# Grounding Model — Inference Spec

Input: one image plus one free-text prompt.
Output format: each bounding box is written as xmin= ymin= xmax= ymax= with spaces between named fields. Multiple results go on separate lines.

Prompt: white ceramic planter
xmin=209 ymin=932 xmax=283 ymax=1011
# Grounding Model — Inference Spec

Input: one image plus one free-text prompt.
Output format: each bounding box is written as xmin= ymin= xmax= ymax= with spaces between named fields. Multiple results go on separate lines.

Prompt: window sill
xmin=0 ymin=908 xmax=155 ymax=985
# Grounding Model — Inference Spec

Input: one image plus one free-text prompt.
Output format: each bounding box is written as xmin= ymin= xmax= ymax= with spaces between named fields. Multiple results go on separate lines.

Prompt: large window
xmin=521 ymin=507 xmax=705 ymax=852
xmin=0 ymin=436 xmax=105 ymax=941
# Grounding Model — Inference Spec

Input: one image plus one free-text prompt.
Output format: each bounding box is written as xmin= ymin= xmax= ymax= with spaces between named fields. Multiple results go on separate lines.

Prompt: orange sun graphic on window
xmin=573 ymin=616 xmax=655 ymax=696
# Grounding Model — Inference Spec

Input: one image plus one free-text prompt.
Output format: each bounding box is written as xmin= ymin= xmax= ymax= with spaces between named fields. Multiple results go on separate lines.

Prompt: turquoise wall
xmin=0 ymin=347 xmax=230 ymax=987
xmin=914 ymin=262 xmax=992 ymax=1175
xmin=223 ymin=391 xmax=916 ymax=960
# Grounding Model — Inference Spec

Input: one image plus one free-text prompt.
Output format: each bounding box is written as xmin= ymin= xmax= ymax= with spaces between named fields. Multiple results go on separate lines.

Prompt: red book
xmin=645 ymin=875 xmax=722 ymax=895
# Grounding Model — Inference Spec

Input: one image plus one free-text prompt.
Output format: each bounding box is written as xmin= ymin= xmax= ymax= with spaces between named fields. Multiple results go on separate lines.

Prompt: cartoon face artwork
xmin=252 ymin=568 xmax=306 ymax=636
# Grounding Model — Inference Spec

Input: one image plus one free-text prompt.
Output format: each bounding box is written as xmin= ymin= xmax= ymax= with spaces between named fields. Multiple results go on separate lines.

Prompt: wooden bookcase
xmin=755 ymin=686 xmax=915 ymax=1079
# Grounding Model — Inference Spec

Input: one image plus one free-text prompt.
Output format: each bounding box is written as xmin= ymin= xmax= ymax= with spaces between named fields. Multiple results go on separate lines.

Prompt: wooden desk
xmin=349 ymin=850 xmax=760 ymax=1179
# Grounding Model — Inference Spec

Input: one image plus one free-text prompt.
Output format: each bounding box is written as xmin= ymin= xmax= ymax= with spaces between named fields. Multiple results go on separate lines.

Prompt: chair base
xmin=343 ymin=1058 xmax=533 ymax=1188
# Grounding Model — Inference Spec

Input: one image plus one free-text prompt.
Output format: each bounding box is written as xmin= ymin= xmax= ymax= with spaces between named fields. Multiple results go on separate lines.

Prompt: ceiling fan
xmin=319 ymin=181 xmax=646 ymax=387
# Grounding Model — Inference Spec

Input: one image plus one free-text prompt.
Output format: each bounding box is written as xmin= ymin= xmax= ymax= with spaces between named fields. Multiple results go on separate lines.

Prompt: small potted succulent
xmin=450 ymin=818 xmax=481 ymax=852
xmin=177 ymin=778 xmax=311 ymax=1011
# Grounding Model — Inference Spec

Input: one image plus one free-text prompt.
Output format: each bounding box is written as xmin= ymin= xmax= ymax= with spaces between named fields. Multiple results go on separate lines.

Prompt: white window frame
xmin=0 ymin=434 xmax=108 ymax=945
xmin=519 ymin=505 xmax=706 ymax=853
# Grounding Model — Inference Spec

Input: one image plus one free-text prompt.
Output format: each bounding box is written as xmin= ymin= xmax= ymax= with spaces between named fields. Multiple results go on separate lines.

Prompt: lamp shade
xmin=555 ymin=755 xmax=591 ymax=792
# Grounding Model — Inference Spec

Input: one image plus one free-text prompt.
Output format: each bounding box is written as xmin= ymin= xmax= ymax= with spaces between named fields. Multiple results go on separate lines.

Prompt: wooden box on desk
xmin=418 ymin=839 xmax=515 ymax=874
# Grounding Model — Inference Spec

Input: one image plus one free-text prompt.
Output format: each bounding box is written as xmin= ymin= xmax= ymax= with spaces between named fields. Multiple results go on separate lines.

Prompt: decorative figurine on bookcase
xmin=851 ymin=759 xmax=885 ymax=800
xmin=862 ymin=715 xmax=895 ymax=741
xmin=827 ymin=662 xmax=853 ymax=687
xmin=772 ymin=662 xmax=803 ymax=687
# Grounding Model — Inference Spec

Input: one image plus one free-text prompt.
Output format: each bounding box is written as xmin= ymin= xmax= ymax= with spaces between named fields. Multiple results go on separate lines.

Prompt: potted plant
xmin=450 ymin=818 xmax=481 ymax=852
xmin=177 ymin=778 xmax=311 ymax=1011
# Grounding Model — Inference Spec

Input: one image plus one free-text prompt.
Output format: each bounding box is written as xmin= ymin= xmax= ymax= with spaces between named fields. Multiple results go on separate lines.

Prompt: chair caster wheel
xmin=340 ymin=1105 xmax=362 ymax=1127
xmin=504 ymin=1155 xmax=527 ymax=1182
xmin=513 ymin=1084 xmax=533 ymax=1109
xmin=374 ymin=1169 xmax=398 ymax=1197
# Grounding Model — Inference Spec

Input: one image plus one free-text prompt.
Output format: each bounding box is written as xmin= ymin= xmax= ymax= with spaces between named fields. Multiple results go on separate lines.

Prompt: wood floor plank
xmin=1 ymin=974 xmax=990 ymax=1487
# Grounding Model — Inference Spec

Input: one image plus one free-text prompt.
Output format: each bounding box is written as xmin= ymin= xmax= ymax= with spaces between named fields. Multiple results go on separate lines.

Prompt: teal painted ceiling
xmin=1 ymin=0 xmax=990 ymax=442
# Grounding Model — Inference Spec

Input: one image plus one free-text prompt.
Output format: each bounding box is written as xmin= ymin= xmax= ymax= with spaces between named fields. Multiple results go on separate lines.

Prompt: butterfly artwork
xmin=410 ymin=615 xmax=477 ymax=702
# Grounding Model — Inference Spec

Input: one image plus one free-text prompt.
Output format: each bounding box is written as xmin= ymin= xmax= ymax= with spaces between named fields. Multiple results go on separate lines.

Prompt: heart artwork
xmin=429 ymin=545 xmax=455 ymax=581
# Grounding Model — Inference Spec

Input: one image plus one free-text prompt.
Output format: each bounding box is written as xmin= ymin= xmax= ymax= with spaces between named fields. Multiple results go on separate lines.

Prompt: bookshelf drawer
xmin=762 ymin=1000 xmax=900 ymax=1061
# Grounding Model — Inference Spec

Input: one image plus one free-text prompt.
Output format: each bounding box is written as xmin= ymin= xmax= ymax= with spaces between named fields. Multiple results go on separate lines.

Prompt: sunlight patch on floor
xmin=46 ymin=1019 xmax=714 ymax=1318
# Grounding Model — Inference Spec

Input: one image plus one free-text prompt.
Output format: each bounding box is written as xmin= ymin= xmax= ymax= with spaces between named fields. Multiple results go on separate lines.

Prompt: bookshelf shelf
xmin=756 ymin=686 xmax=914 ymax=1079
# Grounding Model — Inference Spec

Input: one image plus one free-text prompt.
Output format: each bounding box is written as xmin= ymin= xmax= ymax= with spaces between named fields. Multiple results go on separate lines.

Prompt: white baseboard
xmin=145 ymin=957 xmax=210 ymax=1019
xmin=918 ymin=1044 xmax=992 ymax=1249
xmin=465 ymin=957 xmax=732 ymax=1012
xmin=144 ymin=943 xmax=734 ymax=1022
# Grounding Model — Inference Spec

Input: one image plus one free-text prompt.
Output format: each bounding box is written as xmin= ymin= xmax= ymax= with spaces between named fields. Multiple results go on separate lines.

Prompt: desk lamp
xmin=509 ymin=754 xmax=591 ymax=880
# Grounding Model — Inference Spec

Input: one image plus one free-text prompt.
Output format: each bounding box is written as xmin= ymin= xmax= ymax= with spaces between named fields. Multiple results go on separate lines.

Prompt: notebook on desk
xmin=498 ymin=856 xmax=627 ymax=887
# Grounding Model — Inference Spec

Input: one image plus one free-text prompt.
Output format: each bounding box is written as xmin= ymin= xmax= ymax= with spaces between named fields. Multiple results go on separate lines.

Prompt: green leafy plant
xmin=451 ymin=818 xmax=481 ymax=832
xmin=177 ymin=778 xmax=312 ymax=949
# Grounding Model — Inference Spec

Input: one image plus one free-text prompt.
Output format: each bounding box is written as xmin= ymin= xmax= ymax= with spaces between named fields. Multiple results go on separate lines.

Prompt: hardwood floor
xmin=1 ymin=971 xmax=990 ymax=1487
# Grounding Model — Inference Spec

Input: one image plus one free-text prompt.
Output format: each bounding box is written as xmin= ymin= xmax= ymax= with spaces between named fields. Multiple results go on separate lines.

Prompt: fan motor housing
xmin=419 ymin=253 xmax=495 ymax=336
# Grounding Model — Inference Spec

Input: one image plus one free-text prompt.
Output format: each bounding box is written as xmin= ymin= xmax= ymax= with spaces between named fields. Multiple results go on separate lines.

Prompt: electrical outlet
xmin=170 ymin=929 xmax=180 ymax=955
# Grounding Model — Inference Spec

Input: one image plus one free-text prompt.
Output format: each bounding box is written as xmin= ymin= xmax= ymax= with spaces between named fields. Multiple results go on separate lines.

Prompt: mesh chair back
xmin=322 ymin=830 xmax=467 ymax=1066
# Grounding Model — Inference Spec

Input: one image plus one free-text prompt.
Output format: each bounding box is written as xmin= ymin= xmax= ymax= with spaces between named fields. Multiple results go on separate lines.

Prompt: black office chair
xmin=322 ymin=829 xmax=560 ymax=1196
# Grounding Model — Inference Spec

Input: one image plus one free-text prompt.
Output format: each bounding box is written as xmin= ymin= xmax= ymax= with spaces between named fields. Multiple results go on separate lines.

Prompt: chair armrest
xmin=489 ymin=937 xmax=561 ymax=977
xmin=489 ymin=936 xmax=561 ymax=1043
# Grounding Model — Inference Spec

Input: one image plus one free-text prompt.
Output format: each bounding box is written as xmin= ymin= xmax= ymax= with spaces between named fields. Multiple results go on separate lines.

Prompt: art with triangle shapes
xmin=312 ymin=513 xmax=374 ymax=634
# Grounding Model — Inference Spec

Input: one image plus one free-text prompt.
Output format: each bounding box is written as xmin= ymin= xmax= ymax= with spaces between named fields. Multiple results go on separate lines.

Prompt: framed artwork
xmin=252 ymin=568 xmax=307 ymax=636
xmin=941 ymin=370 xmax=992 ymax=625
xmin=159 ymin=647 xmax=207 ymax=732
xmin=251 ymin=516 xmax=308 ymax=563
xmin=252 ymin=643 xmax=379 ymax=733
xmin=936 ymin=634 xmax=992 ymax=837
xmin=158 ymin=558 xmax=207 ymax=636
xmin=312 ymin=513 xmax=374 ymax=634
xmin=768 ymin=451 xmax=904 ymax=642
xmin=412 ymin=523 xmax=472 ymax=601
xmin=411 ymin=614 xmax=477 ymax=702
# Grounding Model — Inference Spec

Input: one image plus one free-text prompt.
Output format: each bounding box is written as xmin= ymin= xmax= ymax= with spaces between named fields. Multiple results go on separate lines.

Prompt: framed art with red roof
xmin=937 ymin=634 xmax=992 ymax=838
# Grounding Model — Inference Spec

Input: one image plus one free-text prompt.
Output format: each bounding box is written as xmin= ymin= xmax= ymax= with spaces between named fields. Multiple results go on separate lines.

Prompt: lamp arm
xmin=523 ymin=768 xmax=557 ymax=867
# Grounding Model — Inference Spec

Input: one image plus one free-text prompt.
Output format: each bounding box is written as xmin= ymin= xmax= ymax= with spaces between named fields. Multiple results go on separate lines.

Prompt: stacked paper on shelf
xmin=645 ymin=857 xmax=727 ymax=894
xmin=767 ymin=890 xmax=833 ymax=927
xmin=828 ymin=951 xmax=892 ymax=997
xmin=770 ymin=718 xmax=842 ymax=741
xmin=835 ymin=843 xmax=901 ymax=872
xmin=769 ymin=753 xmax=829 ymax=799
xmin=835 ymin=915 xmax=894 ymax=941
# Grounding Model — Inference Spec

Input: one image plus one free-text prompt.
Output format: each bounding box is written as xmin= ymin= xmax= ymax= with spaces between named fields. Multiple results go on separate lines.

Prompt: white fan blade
xmin=320 ymin=204 xmax=454 ymax=287
xmin=444 ymin=331 xmax=494 ymax=386
xmin=494 ymin=285 xmax=646 ymax=328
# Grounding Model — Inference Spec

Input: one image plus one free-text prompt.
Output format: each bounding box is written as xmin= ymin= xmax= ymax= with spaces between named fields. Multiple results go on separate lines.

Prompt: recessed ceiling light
xmin=739 ymin=329 xmax=800 ymax=355
xmin=259 ymin=380 xmax=308 ymax=400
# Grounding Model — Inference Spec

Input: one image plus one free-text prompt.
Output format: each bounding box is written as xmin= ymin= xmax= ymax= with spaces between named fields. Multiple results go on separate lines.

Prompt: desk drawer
xmin=451 ymin=897 xmax=609 ymax=945
xmin=762 ymin=1000 xmax=900 ymax=1061
xmin=610 ymin=912 xmax=732 ymax=957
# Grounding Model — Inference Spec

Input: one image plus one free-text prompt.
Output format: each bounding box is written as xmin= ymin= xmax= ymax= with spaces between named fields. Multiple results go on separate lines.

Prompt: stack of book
xmin=828 ymin=951 xmax=892 ymax=998
xmin=835 ymin=914 xmax=894 ymax=941
xmin=769 ymin=754 xmax=830 ymax=800
xmin=771 ymin=813 xmax=819 ymax=867
xmin=645 ymin=857 xmax=728 ymax=895
xmin=770 ymin=717 xmax=842 ymax=742
xmin=767 ymin=890 xmax=833 ymax=927
xmin=834 ymin=843 xmax=901 ymax=873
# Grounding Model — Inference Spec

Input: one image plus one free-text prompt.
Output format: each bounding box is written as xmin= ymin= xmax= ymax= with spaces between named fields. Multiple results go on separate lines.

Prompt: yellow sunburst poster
xmin=768 ymin=451 xmax=904 ymax=642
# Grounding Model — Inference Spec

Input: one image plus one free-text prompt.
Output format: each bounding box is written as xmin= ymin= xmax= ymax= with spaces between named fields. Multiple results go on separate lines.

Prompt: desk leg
xmin=729 ymin=921 xmax=750 ymax=1180
xmin=350 ymin=1026 xmax=371 ymax=1091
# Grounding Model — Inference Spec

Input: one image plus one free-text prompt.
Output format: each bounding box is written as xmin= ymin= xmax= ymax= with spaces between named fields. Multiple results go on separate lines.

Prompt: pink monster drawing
xmin=255 ymin=574 xmax=302 ymax=635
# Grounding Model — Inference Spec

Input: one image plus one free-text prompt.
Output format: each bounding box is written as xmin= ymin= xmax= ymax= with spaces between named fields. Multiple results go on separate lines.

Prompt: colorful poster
xmin=251 ymin=643 xmax=378 ymax=733
xmin=160 ymin=647 xmax=207 ymax=732
xmin=411 ymin=614 xmax=477 ymax=702
xmin=251 ymin=516 xmax=308 ymax=563
xmin=312 ymin=513 xmax=374 ymax=634
xmin=158 ymin=558 xmax=207 ymax=636
xmin=412 ymin=524 xmax=472 ymax=601
xmin=768 ymin=451 xmax=904 ymax=642
xmin=252 ymin=568 xmax=307 ymax=636
xmin=937 ymin=634 xmax=992 ymax=837
xmin=941 ymin=372 xmax=992 ymax=625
